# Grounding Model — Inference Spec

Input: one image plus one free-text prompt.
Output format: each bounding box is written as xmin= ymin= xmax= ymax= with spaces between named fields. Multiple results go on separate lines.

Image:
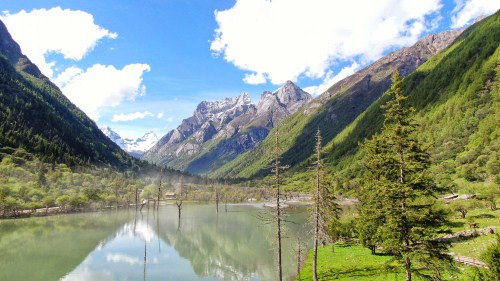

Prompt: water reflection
xmin=1 ymin=204 xmax=309 ymax=281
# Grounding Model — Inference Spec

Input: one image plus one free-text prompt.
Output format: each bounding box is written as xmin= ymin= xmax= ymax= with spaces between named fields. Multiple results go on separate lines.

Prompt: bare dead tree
xmin=271 ymin=128 xmax=288 ymax=281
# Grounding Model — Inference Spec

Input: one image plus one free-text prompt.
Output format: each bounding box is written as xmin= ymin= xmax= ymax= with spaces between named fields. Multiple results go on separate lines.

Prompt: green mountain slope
xmin=324 ymin=11 xmax=500 ymax=189
xmin=211 ymin=26 xmax=464 ymax=179
xmin=0 ymin=20 xmax=136 ymax=168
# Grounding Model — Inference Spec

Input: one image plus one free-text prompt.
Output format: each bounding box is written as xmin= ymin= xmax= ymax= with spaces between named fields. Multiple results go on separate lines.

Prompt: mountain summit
xmin=142 ymin=81 xmax=311 ymax=174
xmin=101 ymin=127 xmax=158 ymax=158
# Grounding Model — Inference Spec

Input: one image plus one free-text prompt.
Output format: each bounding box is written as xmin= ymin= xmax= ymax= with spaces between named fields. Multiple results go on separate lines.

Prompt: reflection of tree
xmin=148 ymin=205 xmax=309 ymax=281
xmin=0 ymin=211 xmax=132 ymax=281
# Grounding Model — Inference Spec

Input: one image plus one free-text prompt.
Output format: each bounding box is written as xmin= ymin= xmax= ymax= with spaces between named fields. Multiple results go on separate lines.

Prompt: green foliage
xmin=0 ymin=52 xmax=139 ymax=168
xmin=481 ymin=234 xmax=500 ymax=280
xmin=360 ymin=71 xmax=451 ymax=280
xmin=216 ymin=12 xmax=500 ymax=196
xmin=448 ymin=199 xmax=483 ymax=218
xmin=0 ymin=148 xmax=200 ymax=217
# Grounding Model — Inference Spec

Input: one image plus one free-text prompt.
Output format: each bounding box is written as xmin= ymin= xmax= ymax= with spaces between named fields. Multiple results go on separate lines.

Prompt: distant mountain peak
xmin=142 ymin=81 xmax=312 ymax=174
xmin=100 ymin=127 xmax=158 ymax=158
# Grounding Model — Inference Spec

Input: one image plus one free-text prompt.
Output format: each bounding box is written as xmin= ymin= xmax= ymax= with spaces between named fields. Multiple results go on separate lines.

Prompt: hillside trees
xmin=359 ymin=71 xmax=451 ymax=281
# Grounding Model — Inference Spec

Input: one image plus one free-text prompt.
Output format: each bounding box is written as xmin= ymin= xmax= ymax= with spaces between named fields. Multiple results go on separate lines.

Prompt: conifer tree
xmin=360 ymin=71 xmax=450 ymax=281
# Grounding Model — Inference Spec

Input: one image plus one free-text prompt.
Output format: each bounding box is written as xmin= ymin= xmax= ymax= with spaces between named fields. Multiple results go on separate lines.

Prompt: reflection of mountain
xmin=1 ymin=206 xmax=308 ymax=281
xmin=151 ymin=205 xmax=309 ymax=281
xmin=0 ymin=212 xmax=132 ymax=281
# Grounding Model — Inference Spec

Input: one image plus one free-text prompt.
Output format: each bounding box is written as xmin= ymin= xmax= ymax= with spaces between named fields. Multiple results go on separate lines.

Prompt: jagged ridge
xmin=142 ymin=81 xmax=311 ymax=174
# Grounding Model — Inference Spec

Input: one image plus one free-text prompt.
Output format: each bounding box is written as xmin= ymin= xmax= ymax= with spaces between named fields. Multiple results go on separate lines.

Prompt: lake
xmin=0 ymin=203 xmax=310 ymax=281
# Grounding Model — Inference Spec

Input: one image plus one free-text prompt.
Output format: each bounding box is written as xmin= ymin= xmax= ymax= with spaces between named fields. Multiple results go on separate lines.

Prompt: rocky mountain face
xmin=101 ymin=127 xmax=158 ymax=158
xmin=142 ymin=81 xmax=311 ymax=173
xmin=211 ymin=27 xmax=465 ymax=179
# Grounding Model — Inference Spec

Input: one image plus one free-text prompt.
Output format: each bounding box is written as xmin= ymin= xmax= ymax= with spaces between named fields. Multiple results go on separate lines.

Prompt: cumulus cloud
xmin=1 ymin=7 xmax=117 ymax=78
xmin=211 ymin=0 xmax=443 ymax=85
xmin=56 ymin=64 xmax=151 ymax=120
xmin=157 ymin=112 xmax=164 ymax=119
xmin=304 ymin=62 xmax=360 ymax=96
xmin=451 ymin=0 xmax=499 ymax=28
xmin=112 ymin=111 xmax=154 ymax=122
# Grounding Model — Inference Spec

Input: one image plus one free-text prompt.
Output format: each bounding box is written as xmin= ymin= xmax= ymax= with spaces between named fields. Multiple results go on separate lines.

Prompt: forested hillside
xmin=304 ymin=11 xmax=500 ymax=192
xmin=214 ymin=11 xmax=499 ymax=195
xmin=0 ymin=20 xmax=137 ymax=168
xmin=211 ymin=26 xmax=463 ymax=180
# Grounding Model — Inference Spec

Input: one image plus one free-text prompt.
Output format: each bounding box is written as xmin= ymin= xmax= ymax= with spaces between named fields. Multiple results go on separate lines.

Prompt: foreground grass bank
xmin=298 ymin=244 xmax=489 ymax=281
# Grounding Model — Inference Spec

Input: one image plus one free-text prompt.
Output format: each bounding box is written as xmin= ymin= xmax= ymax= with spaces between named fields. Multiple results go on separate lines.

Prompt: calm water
xmin=0 ymin=204 xmax=310 ymax=281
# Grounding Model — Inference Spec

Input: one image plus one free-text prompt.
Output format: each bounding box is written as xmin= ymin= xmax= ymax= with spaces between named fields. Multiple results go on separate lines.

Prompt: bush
xmin=481 ymin=234 xmax=500 ymax=280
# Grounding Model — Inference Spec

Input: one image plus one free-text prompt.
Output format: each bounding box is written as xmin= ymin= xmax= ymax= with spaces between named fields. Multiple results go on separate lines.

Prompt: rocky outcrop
xmin=142 ymin=82 xmax=311 ymax=173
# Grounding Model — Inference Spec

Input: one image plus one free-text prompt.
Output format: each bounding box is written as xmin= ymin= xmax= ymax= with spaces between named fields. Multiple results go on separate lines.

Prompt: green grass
xmin=448 ymin=208 xmax=500 ymax=233
xmin=298 ymin=244 xmax=403 ymax=281
xmin=298 ymin=244 xmax=489 ymax=281
xmin=450 ymin=234 xmax=497 ymax=260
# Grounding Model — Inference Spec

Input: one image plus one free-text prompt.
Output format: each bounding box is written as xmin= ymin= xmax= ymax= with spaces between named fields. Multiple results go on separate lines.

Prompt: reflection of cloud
xmin=61 ymin=258 xmax=116 ymax=281
xmin=119 ymin=221 xmax=155 ymax=243
xmin=106 ymin=253 xmax=142 ymax=265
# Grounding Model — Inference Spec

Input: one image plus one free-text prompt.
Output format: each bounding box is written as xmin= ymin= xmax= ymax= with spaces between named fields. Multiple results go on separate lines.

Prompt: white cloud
xmin=243 ymin=72 xmax=267 ymax=84
xmin=211 ymin=0 xmax=442 ymax=85
xmin=451 ymin=0 xmax=499 ymax=28
xmin=304 ymin=62 xmax=360 ymax=96
xmin=1 ymin=7 xmax=117 ymax=78
xmin=157 ymin=112 xmax=164 ymax=119
xmin=112 ymin=111 xmax=154 ymax=122
xmin=166 ymin=117 xmax=174 ymax=123
xmin=106 ymin=253 xmax=142 ymax=266
xmin=56 ymin=63 xmax=151 ymax=120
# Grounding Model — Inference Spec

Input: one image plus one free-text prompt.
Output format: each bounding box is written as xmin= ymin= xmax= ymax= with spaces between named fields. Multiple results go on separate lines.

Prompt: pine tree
xmin=360 ymin=71 xmax=450 ymax=281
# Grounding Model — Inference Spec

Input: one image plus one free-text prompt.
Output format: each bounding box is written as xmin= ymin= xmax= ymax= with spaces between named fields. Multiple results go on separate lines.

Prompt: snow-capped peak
xmin=100 ymin=127 xmax=158 ymax=158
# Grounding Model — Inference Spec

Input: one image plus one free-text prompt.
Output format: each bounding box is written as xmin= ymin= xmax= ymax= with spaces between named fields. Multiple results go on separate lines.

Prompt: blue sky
xmin=1 ymin=0 xmax=498 ymax=139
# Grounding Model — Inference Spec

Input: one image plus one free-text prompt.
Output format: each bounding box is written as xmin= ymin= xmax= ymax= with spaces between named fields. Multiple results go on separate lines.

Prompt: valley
xmin=0 ymin=5 xmax=499 ymax=281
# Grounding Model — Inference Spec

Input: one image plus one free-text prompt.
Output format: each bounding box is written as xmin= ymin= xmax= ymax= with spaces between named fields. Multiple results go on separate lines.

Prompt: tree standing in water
xmin=360 ymin=71 xmax=450 ymax=281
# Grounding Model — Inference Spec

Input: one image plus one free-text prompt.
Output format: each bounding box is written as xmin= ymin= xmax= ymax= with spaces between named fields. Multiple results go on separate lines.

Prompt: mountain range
xmin=214 ymin=11 xmax=500 ymax=190
xmin=1 ymin=10 xmax=498 ymax=191
xmin=142 ymin=21 xmax=465 ymax=178
xmin=101 ymin=126 xmax=158 ymax=158
xmin=141 ymin=81 xmax=311 ymax=174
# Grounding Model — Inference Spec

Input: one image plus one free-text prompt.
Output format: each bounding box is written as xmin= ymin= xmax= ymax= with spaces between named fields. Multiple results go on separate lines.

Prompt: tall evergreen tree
xmin=360 ymin=71 xmax=450 ymax=281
